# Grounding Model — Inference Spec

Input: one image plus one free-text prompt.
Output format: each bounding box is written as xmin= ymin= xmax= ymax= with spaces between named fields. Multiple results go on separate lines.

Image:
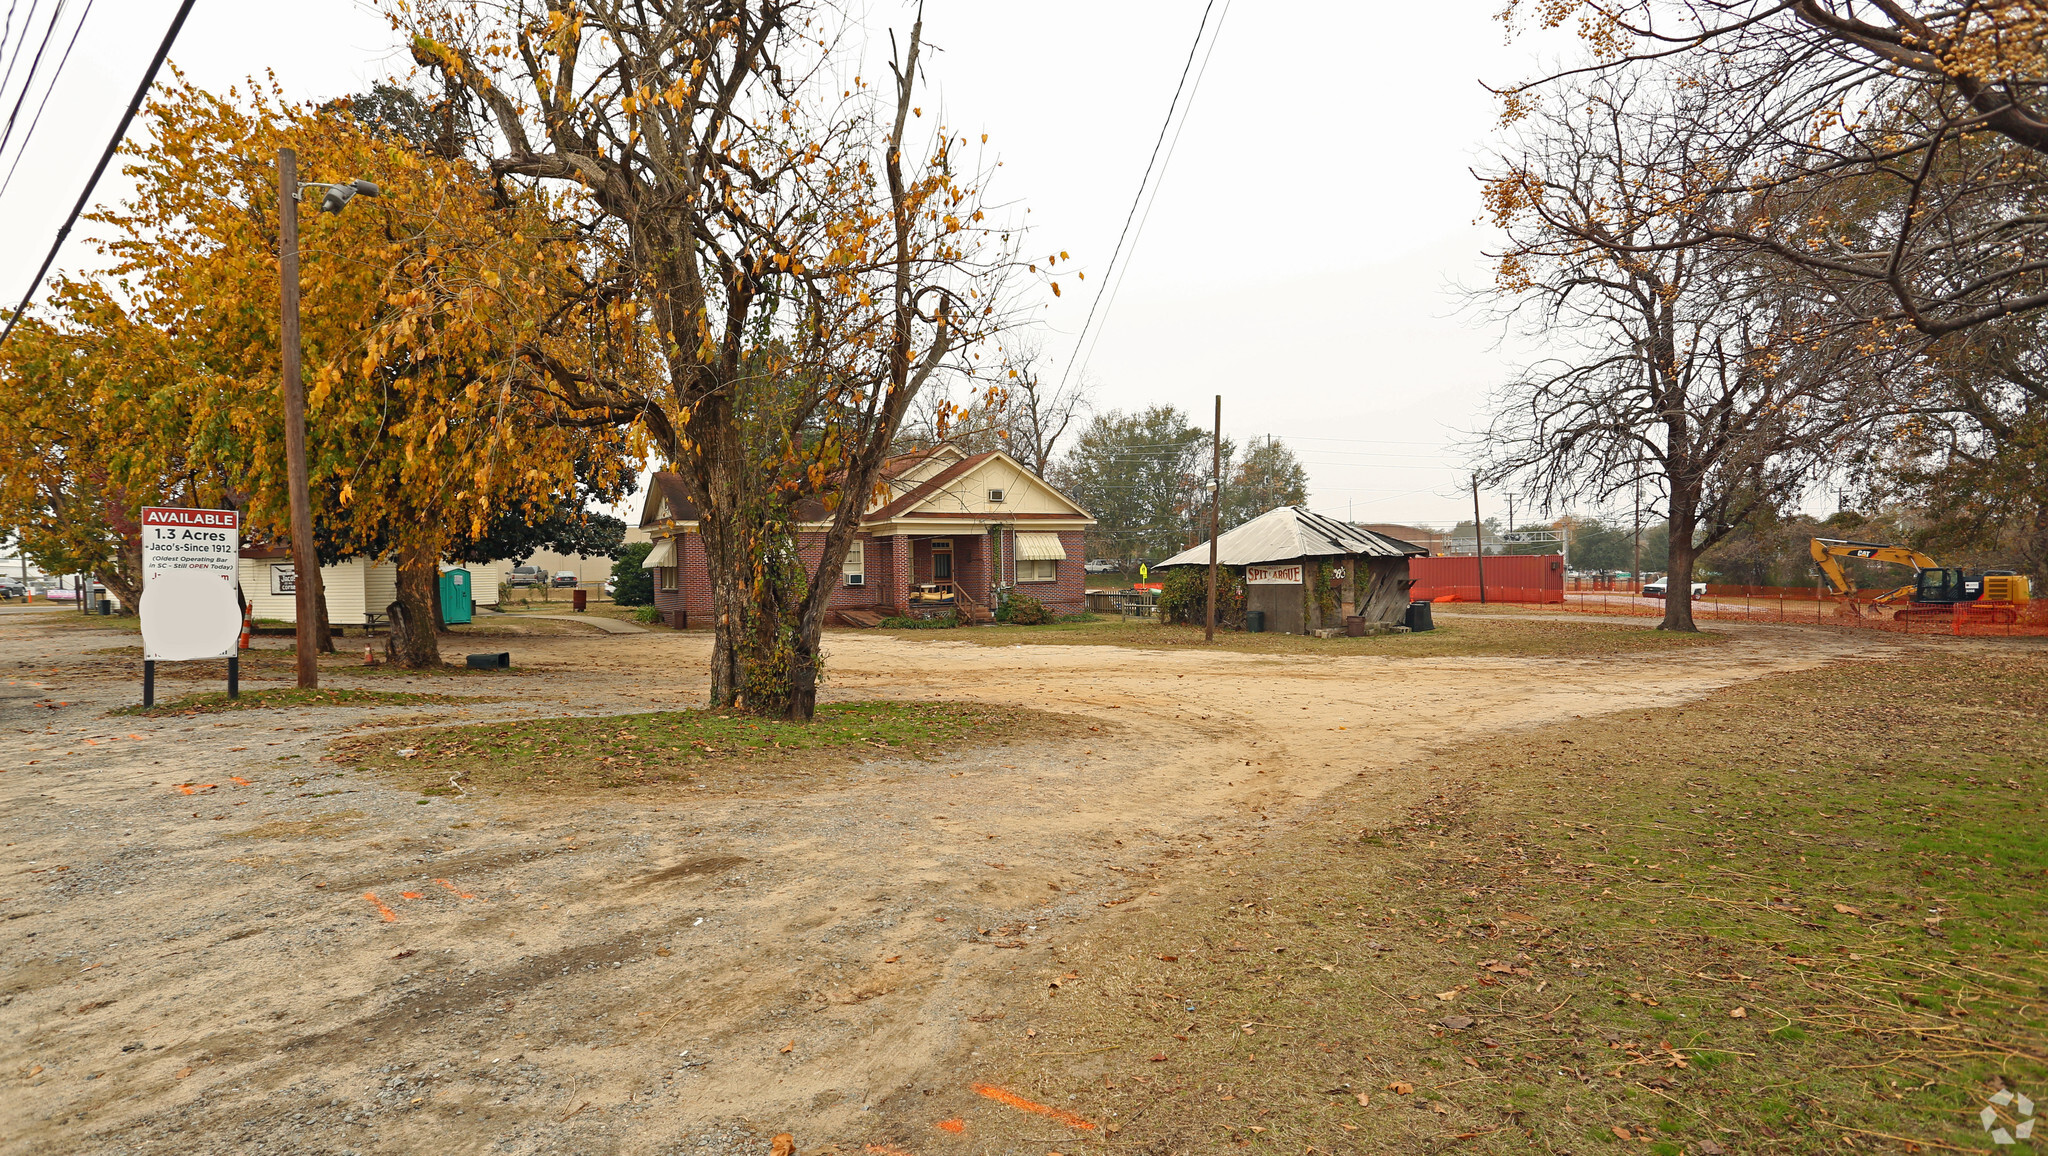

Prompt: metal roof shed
xmin=1158 ymin=506 xmax=1426 ymax=634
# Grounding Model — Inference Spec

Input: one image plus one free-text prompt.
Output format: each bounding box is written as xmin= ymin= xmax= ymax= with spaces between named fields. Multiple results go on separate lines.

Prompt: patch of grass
xmin=881 ymin=613 xmax=1732 ymax=658
xmin=113 ymin=687 xmax=495 ymax=716
xmin=339 ymin=700 xmax=1088 ymax=798
xmin=877 ymin=614 xmax=959 ymax=629
xmin=1001 ymin=651 xmax=2046 ymax=1154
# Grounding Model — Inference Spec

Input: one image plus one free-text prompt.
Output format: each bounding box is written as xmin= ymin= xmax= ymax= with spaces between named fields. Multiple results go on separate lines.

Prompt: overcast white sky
xmin=0 ymin=0 xmax=1585 ymax=529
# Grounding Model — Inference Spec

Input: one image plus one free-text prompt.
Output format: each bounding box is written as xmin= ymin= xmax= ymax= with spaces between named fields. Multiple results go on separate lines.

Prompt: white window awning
xmin=1015 ymin=532 xmax=1067 ymax=561
xmin=640 ymin=537 xmax=677 ymax=569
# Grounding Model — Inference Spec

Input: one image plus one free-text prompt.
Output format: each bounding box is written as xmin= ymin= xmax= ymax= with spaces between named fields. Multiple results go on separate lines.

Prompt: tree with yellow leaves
xmin=0 ymin=77 xmax=639 ymax=666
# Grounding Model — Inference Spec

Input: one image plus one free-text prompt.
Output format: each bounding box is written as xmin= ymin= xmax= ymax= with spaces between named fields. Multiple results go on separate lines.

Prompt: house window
xmin=659 ymin=566 xmax=678 ymax=592
xmin=843 ymin=541 xmax=864 ymax=586
xmin=1018 ymin=558 xmax=1057 ymax=583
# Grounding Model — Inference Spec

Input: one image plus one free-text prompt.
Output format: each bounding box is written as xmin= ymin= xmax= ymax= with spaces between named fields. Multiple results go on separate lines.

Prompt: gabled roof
xmin=638 ymin=470 xmax=827 ymax=528
xmin=868 ymin=451 xmax=1001 ymax=520
xmin=1157 ymin=506 xmax=1427 ymax=568
xmin=638 ymin=446 xmax=1090 ymax=532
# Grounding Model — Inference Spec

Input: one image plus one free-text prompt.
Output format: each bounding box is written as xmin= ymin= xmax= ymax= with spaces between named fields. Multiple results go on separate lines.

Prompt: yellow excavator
xmin=1809 ymin=538 xmax=2032 ymax=624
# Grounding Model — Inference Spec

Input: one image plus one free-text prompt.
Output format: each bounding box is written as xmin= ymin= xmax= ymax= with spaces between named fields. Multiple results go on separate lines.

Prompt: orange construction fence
xmin=1553 ymin=588 xmax=2048 ymax=639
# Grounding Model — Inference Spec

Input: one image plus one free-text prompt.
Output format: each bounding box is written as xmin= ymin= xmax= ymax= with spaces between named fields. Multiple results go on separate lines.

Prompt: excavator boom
xmin=1808 ymin=538 xmax=1939 ymax=597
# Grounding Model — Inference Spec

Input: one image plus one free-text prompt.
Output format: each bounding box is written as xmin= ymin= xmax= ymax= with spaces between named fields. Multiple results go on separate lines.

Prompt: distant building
xmin=1358 ymin=522 xmax=1448 ymax=555
xmin=1158 ymin=506 xmax=1427 ymax=634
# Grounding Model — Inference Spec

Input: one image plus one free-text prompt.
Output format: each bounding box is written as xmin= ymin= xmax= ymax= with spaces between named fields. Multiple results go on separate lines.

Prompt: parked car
xmin=551 ymin=571 xmax=579 ymax=588
xmin=1641 ymin=579 xmax=1706 ymax=599
xmin=602 ymin=576 xmax=617 ymax=597
xmin=1083 ymin=559 xmax=1119 ymax=574
xmin=507 ymin=565 xmax=547 ymax=588
xmin=0 ymin=577 xmax=26 ymax=600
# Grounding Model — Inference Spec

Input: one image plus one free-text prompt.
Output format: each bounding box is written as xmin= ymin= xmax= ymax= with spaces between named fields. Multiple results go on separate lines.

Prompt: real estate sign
xmin=1244 ymin=563 xmax=1304 ymax=585
xmin=139 ymin=507 xmax=242 ymax=661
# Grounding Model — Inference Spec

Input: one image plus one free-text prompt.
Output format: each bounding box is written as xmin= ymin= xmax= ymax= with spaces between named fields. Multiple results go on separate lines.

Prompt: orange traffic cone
xmin=238 ymin=604 xmax=253 ymax=650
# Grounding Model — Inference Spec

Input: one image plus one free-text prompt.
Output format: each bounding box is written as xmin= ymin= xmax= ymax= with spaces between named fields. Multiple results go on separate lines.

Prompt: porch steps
xmin=837 ymin=609 xmax=886 ymax=628
xmin=957 ymin=602 xmax=995 ymax=625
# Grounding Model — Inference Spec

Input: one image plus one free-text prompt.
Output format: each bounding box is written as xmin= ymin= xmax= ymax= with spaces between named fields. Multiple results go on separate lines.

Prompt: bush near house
xmin=996 ymin=591 xmax=1053 ymax=625
xmin=1157 ymin=566 xmax=1245 ymax=628
xmin=610 ymin=541 xmax=654 ymax=605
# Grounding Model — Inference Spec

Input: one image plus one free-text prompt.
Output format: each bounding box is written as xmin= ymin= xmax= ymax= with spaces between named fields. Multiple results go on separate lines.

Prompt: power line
xmin=0 ymin=0 xmax=93 ymax=201
xmin=1054 ymin=0 xmax=1227 ymax=396
xmin=0 ymin=0 xmax=194 ymax=349
xmin=0 ymin=1 xmax=44 ymax=117
xmin=0 ymin=0 xmax=63 ymax=161
xmin=1069 ymin=0 xmax=1233 ymax=390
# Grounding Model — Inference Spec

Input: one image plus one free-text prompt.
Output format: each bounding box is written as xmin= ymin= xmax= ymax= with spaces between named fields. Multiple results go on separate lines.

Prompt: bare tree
xmin=1498 ymin=1 xmax=2048 ymax=339
xmin=896 ymin=338 xmax=1090 ymax=474
xmin=396 ymin=1 xmax=1027 ymax=715
xmin=1478 ymin=69 xmax=1896 ymax=630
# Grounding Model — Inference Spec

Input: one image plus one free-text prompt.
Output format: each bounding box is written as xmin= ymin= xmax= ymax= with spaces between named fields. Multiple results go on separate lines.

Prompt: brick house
xmin=638 ymin=446 xmax=1095 ymax=627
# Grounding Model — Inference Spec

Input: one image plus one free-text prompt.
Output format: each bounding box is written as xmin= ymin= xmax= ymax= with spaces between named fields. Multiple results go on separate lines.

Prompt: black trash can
xmin=466 ymin=652 xmax=512 ymax=669
xmin=1245 ymin=609 xmax=1265 ymax=633
xmin=1406 ymin=599 xmax=1434 ymax=633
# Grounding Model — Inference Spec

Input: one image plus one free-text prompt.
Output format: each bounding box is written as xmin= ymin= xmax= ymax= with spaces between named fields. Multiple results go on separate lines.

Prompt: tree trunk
xmin=1661 ymin=502 xmax=1700 ymax=633
xmin=386 ymin=540 xmax=441 ymax=668
xmin=430 ymin=566 xmax=446 ymax=631
xmin=308 ymin=563 xmax=335 ymax=653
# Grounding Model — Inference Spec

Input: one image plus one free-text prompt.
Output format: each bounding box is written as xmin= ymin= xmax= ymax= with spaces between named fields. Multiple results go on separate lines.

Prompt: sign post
xmin=140 ymin=507 xmax=243 ymax=707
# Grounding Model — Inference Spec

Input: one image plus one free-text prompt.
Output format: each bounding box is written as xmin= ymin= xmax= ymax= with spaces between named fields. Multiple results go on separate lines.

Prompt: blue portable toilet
xmin=439 ymin=568 xmax=473 ymax=624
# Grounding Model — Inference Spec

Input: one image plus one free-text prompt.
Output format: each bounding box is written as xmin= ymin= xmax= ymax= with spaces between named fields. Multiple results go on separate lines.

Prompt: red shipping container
xmin=1408 ymin=554 xmax=1564 ymax=604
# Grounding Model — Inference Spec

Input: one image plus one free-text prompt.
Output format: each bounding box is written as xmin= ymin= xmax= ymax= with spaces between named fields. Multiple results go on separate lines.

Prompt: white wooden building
xmin=236 ymin=554 xmax=500 ymax=625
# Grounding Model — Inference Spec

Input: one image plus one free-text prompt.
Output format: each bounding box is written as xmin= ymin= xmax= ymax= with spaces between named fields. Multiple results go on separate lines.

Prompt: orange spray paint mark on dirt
xmin=934 ymin=1117 xmax=966 ymax=1133
xmin=363 ymin=892 xmax=399 ymax=922
xmin=435 ymin=878 xmax=485 ymax=901
xmin=230 ymin=776 xmax=251 ymax=786
xmin=174 ymin=783 xmax=216 ymax=795
xmin=970 ymin=1083 xmax=1095 ymax=1130
xmin=400 ymin=891 xmax=424 ymax=900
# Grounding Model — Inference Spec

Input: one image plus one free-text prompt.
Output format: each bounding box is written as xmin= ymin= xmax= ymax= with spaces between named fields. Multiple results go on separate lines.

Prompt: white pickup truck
xmin=1641 ymin=578 xmax=1707 ymax=599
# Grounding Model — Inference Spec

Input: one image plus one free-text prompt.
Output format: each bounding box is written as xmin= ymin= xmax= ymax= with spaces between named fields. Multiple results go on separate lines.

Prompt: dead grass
xmin=872 ymin=613 xmax=1733 ymax=659
xmin=112 ymin=687 xmax=499 ymax=717
xmin=338 ymin=700 xmax=1094 ymax=800
xmin=1000 ymin=650 xmax=2048 ymax=1155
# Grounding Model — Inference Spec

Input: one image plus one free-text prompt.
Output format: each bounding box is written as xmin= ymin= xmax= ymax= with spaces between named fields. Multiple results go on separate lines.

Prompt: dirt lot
xmin=1 ymin=610 xmax=1909 ymax=1154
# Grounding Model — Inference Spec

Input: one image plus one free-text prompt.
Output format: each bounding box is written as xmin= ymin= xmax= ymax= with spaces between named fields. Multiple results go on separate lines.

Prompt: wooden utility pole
xmin=1206 ymin=394 xmax=1220 ymax=643
xmin=278 ymin=149 xmax=319 ymax=689
xmin=1471 ymin=473 xmax=1487 ymax=606
xmin=1632 ymin=479 xmax=1642 ymax=593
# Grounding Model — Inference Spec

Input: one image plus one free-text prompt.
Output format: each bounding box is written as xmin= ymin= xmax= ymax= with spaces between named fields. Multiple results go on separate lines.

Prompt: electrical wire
xmin=1054 ymin=0 xmax=1228 ymax=396
xmin=0 ymin=0 xmax=195 ymax=349
xmin=0 ymin=0 xmax=92 ymax=201
xmin=1068 ymin=0 xmax=1234 ymax=390
xmin=0 ymin=0 xmax=62 ymax=162
xmin=0 ymin=0 xmax=42 ymax=119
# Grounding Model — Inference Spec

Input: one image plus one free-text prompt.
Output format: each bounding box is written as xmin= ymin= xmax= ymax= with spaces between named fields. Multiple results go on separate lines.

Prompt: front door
xmin=932 ymin=541 xmax=953 ymax=582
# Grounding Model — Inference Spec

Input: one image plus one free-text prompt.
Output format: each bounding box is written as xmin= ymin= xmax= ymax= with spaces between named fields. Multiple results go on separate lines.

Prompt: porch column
xmin=887 ymin=536 xmax=911 ymax=615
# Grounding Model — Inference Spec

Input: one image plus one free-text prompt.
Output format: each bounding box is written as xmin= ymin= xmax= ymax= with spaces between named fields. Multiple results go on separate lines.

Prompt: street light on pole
xmin=277 ymin=149 xmax=377 ymax=689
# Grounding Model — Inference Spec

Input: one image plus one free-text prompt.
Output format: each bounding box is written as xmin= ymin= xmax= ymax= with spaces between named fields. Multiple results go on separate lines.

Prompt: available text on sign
xmin=1244 ymin=563 xmax=1303 ymax=585
xmin=140 ymin=507 xmax=243 ymax=662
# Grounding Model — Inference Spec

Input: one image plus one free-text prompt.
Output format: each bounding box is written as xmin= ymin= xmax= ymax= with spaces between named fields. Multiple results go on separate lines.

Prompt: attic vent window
xmin=987 ymin=488 xmax=1006 ymax=503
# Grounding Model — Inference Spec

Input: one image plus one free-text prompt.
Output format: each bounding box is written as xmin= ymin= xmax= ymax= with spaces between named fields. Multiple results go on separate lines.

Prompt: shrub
xmin=610 ymin=542 xmax=655 ymax=605
xmin=996 ymin=591 xmax=1053 ymax=625
xmin=632 ymin=604 xmax=660 ymax=624
xmin=1157 ymin=567 xmax=1246 ymax=627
